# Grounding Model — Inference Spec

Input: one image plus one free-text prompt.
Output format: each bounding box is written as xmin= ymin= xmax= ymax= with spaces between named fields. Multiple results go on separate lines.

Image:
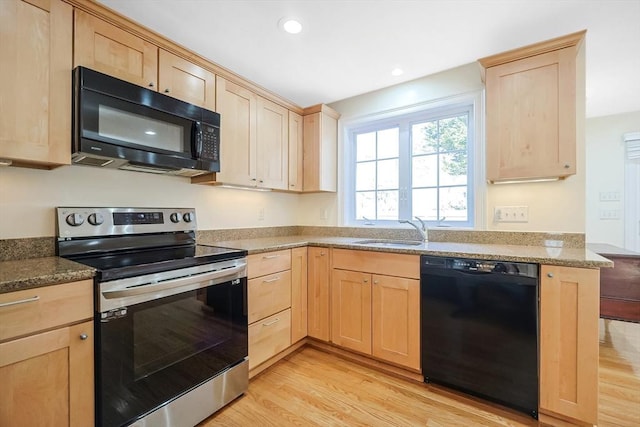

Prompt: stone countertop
xmin=0 ymin=257 xmax=95 ymax=294
xmin=204 ymin=235 xmax=613 ymax=268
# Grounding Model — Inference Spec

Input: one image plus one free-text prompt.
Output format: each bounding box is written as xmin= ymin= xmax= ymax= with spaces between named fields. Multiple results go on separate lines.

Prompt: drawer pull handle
xmin=0 ymin=295 xmax=40 ymax=308
xmin=263 ymin=318 xmax=280 ymax=326
xmin=263 ymin=277 xmax=281 ymax=283
xmin=263 ymin=255 xmax=280 ymax=259
xmin=547 ymin=272 xmax=554 ymax=278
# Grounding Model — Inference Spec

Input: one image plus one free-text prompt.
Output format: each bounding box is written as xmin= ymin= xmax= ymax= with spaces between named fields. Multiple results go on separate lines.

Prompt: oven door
xmin=96 ymin=262 xmax=248 ymax=427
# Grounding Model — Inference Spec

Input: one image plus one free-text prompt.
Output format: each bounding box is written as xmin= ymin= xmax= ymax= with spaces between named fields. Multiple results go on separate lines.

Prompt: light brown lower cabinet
xmin=540 ymin=265 xmax=599 ymax=425
xmin=330 ymin=249 xmax=421 ymax=371
xmin=290 ymin=247 xmax=308 ymax=343
xmin=307 ymin=247 xmax=331 ymax=341
xmin=0 ymin=280 xmax=94 ymax=427
xmin=248 ymin=309 xmax=291 ymax=369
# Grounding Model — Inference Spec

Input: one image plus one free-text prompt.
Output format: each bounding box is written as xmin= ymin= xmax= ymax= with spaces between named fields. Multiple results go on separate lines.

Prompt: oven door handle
xmin=101 ymin=263 xmax=246 ymax=300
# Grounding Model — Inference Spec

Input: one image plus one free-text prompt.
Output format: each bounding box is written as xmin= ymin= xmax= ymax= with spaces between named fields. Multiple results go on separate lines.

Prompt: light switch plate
xmin=494 ymin=206 xmax=529 ymax=223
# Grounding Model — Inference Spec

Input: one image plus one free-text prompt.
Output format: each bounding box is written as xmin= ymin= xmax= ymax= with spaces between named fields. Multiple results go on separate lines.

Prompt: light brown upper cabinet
xmin=303 ymin=105 xmax=340 ymax=192
xmin=257 ymin=97 xmax=289 ymax=190
xmin=158 ymin=49 xmax=215 ymax=110
xmin=74 ymin=11 xmax=215 ymax=109
xmin=0 ymin=0 xmax=72 ymax=168
xmin=288 ymin=111 xmax=304 ymax=192
xmin=479 ymin=31 xmax=585 ymax=183
xmin=74 ymin=9 xmax=158 ymax=89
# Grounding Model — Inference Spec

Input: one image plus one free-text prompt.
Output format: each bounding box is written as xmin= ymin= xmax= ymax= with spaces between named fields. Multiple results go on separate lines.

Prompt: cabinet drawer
xmin=0 ymin=280 xmax=93 ymax=342
xmin=247 ymin=250 xmax=291 ymax=279
xmin=248 ymin=270 xmax=292 ymax=323
xmin=332 ymin=249 xmax=420 ymax=279
xmin=248 ymin=309 xmax=291 ymax=370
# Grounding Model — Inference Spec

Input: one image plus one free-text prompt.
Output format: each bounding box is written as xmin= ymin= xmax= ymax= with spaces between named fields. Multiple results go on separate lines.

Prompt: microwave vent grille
xmin=74 ymin=156 xmax=114 ymax=167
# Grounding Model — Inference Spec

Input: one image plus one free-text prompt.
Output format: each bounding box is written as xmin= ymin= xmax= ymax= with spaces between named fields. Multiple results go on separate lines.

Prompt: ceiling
xmin=98 ymin=0 xmax=640 ymax=118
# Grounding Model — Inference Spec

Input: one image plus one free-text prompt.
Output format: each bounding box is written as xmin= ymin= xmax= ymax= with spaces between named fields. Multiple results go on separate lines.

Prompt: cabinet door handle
xmin=263 ymin=255 xmax=280 ymax=259
xmin=363 ymin=279 xmax=368 ymax=283
xmin=263 ymin=276 xmax=281 ymax=283
xmin=373 ymin=280 xmax=379 ymax=284
xmin=148 ymin=82 xmax=154 ymax=88
xmin=547 ymin=272 xmax=554 ymax=278
xmin=164 ymin=88 xmax=170 ymax=93
xmin=263 ymin=318 xmax=280 ymax=326
xmin=320 ymin=252 xmax=326 ymax=256
xmin=80 ymin=333 xmax=89 ymax=341
xmin=0 ymin=295 xmax=39 ymax=308
xmin=564 ymin=164 xmax=570 ymax=169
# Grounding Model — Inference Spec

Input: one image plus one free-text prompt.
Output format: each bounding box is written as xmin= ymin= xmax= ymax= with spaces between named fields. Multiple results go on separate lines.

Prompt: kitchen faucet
xmin=399 ymin=216 xmax=428 ymax=242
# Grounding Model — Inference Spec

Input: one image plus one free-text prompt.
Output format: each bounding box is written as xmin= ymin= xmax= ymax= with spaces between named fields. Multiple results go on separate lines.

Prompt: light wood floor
xmin=201 ymin=319 xmax=640 ymax=426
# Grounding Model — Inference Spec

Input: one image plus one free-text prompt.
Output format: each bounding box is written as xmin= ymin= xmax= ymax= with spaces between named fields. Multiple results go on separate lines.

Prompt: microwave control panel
xmin=201 ymin=125 xmax=219 ymax=162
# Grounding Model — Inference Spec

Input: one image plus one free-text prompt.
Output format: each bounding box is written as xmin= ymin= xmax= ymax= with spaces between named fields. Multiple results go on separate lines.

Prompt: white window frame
xmin=341 ymin=91 xmax=485 ymax=228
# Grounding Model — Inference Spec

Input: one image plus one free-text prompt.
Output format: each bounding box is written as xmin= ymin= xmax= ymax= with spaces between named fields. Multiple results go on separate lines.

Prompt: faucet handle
xmin=414 ymin=216 xmax=426 ymax=230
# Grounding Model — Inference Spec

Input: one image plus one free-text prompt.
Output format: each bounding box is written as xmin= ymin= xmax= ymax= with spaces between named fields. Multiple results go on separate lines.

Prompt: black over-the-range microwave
xmin=73 ymin=66 xmax=220 ymax=176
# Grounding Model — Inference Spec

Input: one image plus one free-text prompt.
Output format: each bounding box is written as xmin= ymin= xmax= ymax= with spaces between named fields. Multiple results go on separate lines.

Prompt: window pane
xmin=356 ymin=191 xmax=375 ymax=219
xmin=439 ymin=116 xmax=467 ymax=153
xmin=412 ymin=154 xmax=437 ymax=187
xmin=412 ymin=122 xmax=437 ymax=155
xmin=356 ymin=132 xmax=376 ymax=161
xmin=356 ymin=162 xmax=376 ymax=191
xmin=377 ymin=128 xmax=399 ymax=159
xmin=439 ymin=152 xmax=468 ymax=186
xmin=377 ymin=159 xmax=399 ymax=190
xmin=440 ymin=186 xmax=468 ymax=222
xmin=377 ymin=191 xmax=398 ymax=220
xmin=412 ymin=188 xmax=438 ymax=221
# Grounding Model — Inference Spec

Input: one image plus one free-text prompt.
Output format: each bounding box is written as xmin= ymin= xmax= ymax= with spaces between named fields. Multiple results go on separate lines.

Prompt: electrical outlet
xmin=599 ymin=209 xmax=620 ymax=220
xmin=258 ymin=207 xmax=265 ymax=221
xmin=321 ymin=209 xmax=328 ymax=220
xmin=599 ymin=191 xmax=621 ymax=202
xmin=494 ymin=206 xmax=529 ymax=223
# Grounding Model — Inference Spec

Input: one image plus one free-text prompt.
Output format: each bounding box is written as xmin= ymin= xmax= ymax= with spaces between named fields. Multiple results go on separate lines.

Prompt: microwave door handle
xmin=192 ymin=121 xmax=203 ymax=158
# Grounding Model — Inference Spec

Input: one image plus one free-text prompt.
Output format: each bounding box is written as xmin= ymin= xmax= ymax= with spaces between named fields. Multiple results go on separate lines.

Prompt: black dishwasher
xmin=420 ymin=255 xmax=539 ymax=418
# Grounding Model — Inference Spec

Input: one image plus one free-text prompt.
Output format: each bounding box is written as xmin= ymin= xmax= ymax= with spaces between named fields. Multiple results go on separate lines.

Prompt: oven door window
xmin=98 ymin=280 xmax=247 ymax=427
xmin=81 ymin=90 xmax=193 ymax=156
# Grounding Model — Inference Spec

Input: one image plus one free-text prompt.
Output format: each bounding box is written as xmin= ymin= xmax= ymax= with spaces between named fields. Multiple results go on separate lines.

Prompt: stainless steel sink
xmin=352 ymin=239 xmax=423 ymax=246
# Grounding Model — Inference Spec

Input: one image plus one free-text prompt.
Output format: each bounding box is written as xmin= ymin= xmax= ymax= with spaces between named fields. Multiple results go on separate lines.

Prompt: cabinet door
xmin=288 ymin=111 xmax=304 ymax=192
xmin=372 ymin=275 xmax=420 ymax=370
xmin=540 ymin=266 xmax=599 ymax=425
xmin=291 ymin=246 xmax=308 ymax=343
xmin=257 ymin=97 xmax=289 ymax=190
xmin=158 ymin=49 xmax=215 ymax=110
xmin=307 ymin=247 xmax=330 ymax=341
xmin=331 ymin=269 xmax=372 ymax=354
xmin=303 ymin=110 xmax=338 ymax=192
xmin=215 ymin=77 xmax=257 ymax=186
xmin=0 ymin=0 xmax=72 ymax=166
xmin=485 ymin=47 xmax=578 ymax=181
xmin=74 ymin=9 xmax=158 ymax=89
xmin=0 ymin=321 xmax=94 ymax=427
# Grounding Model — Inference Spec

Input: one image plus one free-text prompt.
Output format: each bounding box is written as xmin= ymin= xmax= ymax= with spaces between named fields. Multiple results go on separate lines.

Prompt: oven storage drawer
xmin=248 ymin=270 xmax=292 ymax=323
xmin=0 ymin=280 xmax=93 ymax=341
xmin=247 ymin=250 xmax=291 ymax=279
xmin=248 ymin=308 xmax=291 ymax=369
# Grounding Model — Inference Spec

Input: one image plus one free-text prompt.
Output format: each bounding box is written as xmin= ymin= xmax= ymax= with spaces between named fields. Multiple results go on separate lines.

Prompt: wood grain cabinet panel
xmin=0 ymin=0 xmax=72 ymax=167
xmin=0 ymin=279 xmax=94 ymax=427
xmin=302 ymin=105 xmax=339 ymax=192
xmin=257 ymin=96 xmax=289 ymax=190
xmin=480 ymin=31 xmax=585 ymax=182
xmin=74 ymin=9 xmax=158 ymax=88
xmin=372 ymin=275 xmax=420 ymax=370
xmin=248 ymin=309 xmax=291 ymax=370
xmin=540 ymin=265 xmax=599 ymax=425
xmin=290 ymin=247 xmax=308 ymax=343
xmin=331 ymin=269 xmax=372 ymax=354
xmin=158 ymin=49 xmax=215 ymax=109
xmin=248 ymin=271 xmax=292 ymax=324
xmin=307 ymin=247 xmax=331 ymax=341
xmin=288 ymin=111 xmax=304 ymax=192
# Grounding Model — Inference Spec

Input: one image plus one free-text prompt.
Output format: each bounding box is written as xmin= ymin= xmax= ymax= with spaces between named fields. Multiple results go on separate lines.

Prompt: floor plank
xmin=200 ymin=319 xmax=640 ymax=426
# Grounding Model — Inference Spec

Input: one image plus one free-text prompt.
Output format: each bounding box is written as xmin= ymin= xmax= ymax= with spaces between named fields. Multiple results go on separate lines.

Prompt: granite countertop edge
xmin=206 ymin=235 xmax=614 ymax=269
xmin=0 ymin=257 xmax=95 ymax=294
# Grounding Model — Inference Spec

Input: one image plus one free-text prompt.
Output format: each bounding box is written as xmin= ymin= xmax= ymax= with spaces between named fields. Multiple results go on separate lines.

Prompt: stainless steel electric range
xmin=56 ymin=207 xmax=248 ymax=427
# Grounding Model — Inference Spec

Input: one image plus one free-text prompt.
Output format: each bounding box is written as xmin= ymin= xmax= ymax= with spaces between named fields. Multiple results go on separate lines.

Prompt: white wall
xmin=585 ymin=111 xmax=640 ymax=246
xmin=0 ymin=165 xmax=299 ymax=239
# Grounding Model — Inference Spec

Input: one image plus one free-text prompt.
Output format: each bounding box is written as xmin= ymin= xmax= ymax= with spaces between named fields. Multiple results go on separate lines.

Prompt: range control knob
xmin=65 ymin=213 xmax=84 ymax=226
xmin=88 ymin=213 xmax=104 ymax=226
xmin=183 ymin=212 xmax=194 ymax=223
xmin=169 ymin=213 xmax=181 ymax=223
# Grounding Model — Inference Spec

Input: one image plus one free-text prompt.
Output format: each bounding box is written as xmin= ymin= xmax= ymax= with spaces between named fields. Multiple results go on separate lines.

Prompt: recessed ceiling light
xmin=279 ymin=18 xmax=302 ymax=34
xmin=391 ymin=68 xmax=404 ymax=76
